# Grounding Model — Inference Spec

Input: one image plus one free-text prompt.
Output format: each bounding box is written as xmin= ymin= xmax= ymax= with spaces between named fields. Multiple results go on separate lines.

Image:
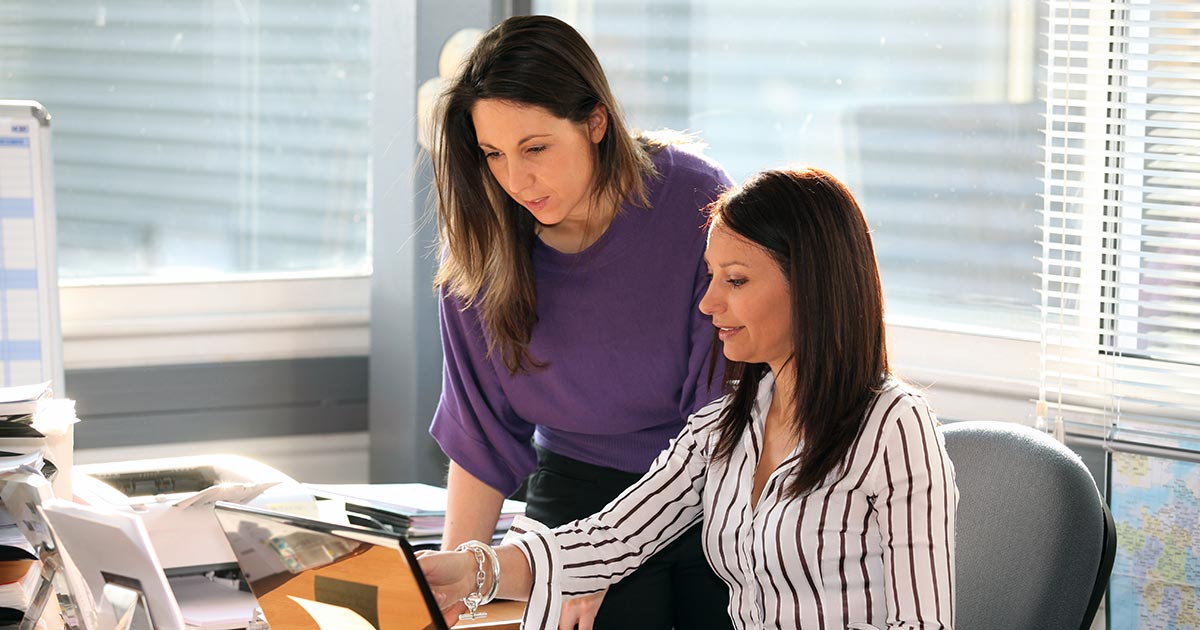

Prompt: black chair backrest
xmin=942 ymin=421 xmax=1116 ymax=630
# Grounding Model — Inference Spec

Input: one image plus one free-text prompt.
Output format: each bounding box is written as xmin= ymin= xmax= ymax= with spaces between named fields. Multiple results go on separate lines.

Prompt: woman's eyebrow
xmin=477 ymin=134 xmax=553 ymax=150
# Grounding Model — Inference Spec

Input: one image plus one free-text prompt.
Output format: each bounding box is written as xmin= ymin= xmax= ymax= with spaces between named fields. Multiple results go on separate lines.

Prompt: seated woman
xmin=419 ymin=167 xmax=958 ymax=630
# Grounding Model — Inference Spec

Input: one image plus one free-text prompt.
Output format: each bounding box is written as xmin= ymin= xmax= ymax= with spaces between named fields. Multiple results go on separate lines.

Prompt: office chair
xmin=942 ymin=421 xmax=1116 ymax=630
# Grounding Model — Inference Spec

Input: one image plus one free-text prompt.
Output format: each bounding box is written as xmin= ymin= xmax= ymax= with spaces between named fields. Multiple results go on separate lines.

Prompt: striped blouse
xmin=505 ymin=372 xmax=958 ymax=630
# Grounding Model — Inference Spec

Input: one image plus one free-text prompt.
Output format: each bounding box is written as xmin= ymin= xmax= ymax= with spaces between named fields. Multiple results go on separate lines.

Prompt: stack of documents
xmin=0 ymin=459 xmax=50 ymax=625
xmin=308 ymin=483 xmax=526 ymax=546
xmin=0 ymin=558 xmax=40 ymax=622
xmin=0 ymin=381 xmax=50 ymax=424
xmin=0 ymin=383 xmax=64 ymax=484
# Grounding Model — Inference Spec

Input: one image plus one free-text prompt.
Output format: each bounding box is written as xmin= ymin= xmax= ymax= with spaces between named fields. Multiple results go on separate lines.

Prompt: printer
xmin=72 ymin=454 xmax=319 ymax=573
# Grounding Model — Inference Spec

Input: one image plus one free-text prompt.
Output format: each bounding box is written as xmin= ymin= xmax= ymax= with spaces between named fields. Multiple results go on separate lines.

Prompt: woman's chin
xmin=722 ymin=348 xmax=754 ymax=364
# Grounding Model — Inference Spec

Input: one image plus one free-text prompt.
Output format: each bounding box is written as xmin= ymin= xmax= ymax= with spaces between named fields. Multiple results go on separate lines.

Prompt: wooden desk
xmin=457 ymin=600 xmax=523 ymax=630
xmin=250 ymin=539 xmax=524 ymax=630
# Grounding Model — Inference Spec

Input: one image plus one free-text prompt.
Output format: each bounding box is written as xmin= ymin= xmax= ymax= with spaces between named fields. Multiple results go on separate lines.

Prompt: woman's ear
xmin=588 ymin=104 xmax=608 ymax=144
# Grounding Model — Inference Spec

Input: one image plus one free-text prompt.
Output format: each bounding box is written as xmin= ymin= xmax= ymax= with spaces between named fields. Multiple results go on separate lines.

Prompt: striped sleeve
xmin=504 ymin=404 xmax=720 ymax=629
xmin=503 ymin=516 xmax=564 ymax=630
xmin=869 ymin=393 xmax=958 ymax=630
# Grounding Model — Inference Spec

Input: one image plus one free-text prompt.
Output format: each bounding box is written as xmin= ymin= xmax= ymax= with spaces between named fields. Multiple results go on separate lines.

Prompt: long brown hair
xmin=709 ymin=168 xmax=890 ymax=497
xmin=432 ymin=15 xmax=656 ymax=374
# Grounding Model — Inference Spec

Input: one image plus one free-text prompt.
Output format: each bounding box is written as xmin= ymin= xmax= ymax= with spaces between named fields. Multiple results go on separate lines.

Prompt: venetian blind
xmin=0 ymin=1 xmax=372 ymax=279
xmin=1039 ymin=0 xmax=1200 ymax=448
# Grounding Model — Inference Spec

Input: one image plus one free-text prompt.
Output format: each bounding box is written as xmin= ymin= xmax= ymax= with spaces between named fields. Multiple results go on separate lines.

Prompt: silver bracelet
xmin=455 ymin=540 xmax=500 ymax=620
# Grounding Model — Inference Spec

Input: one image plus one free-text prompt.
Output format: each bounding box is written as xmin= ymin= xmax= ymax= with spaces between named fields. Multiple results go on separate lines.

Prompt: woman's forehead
xmin=706 ymin=223 xmax=766 ymax=264
xmin=471 ymin=100 xmax=562 ymax=136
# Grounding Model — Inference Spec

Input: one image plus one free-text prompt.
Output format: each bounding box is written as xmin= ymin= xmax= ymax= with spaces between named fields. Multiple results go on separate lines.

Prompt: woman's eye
xmin=483 ymin=151 xmax=501 ymax=160
xmin=528 ymin=145 xmax=547 ymax=154
xmin=728 ymin=278 xmax=748 ymax=287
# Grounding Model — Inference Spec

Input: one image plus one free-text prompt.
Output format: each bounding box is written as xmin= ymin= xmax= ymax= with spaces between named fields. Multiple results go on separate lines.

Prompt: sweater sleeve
xmin=429 ymin=289 xmax=536 ymax=496
xmin=504 ymin=403 xmax=722 ymax=629
xmin=869 ymin=394 xmax=958 ymax=630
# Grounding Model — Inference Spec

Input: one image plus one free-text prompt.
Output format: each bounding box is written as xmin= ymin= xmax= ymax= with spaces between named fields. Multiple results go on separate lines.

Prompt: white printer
xmin=72 ymin=454 xmax=319 ymax=572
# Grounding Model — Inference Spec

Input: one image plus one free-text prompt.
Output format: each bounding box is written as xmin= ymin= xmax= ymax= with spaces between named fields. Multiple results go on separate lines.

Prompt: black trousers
xmin=524 ymin=445 xmax=733 ymax=630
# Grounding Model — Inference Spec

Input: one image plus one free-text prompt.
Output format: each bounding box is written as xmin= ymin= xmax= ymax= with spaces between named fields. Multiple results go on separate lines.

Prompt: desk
xmin=458 ymin=600 xmax=523 ymax=630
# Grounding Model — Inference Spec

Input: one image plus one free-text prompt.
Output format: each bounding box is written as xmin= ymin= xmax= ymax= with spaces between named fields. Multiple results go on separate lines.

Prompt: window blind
xmin=0 ymin=1 xmax=372 ymax=279
xmin=1040 ymin=0 xmax=1200 ymax=449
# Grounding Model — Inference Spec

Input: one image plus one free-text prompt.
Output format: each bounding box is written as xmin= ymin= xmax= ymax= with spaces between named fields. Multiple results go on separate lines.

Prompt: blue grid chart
xmin=0 ymin=134 xmax=45 ymax=387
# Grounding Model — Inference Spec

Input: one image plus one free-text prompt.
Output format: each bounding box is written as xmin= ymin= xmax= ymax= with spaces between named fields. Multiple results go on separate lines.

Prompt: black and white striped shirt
xmin=505 ymin=373 xmax=957 ymax=629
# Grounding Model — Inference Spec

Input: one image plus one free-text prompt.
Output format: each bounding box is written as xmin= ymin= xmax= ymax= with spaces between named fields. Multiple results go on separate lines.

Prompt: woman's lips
xmin=523 ymin=196 xmax=549 ymax=213
xmin=717 ymin=326 xmax=744 ymax=341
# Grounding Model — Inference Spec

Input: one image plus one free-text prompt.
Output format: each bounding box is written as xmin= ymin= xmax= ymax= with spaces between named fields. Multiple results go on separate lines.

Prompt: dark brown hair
xmin=709 ymin=167 xmax=889 ymax=497
xmin=432 ymin=15 xmax=656 ymax=374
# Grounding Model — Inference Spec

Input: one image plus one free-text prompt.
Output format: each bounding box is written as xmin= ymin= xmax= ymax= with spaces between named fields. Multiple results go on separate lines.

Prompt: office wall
xmin=67 ymin=357 xmax=370 ymax=482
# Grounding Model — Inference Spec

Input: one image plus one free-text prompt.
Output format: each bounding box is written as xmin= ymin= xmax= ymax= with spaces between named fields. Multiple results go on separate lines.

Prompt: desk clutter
xmin=0 ymin=381 xmax=78 ymax=629
xmin=0 ymin=384 xmax=526 ymax=629
xmin=307 ymin=484 xmax=526 ymax=548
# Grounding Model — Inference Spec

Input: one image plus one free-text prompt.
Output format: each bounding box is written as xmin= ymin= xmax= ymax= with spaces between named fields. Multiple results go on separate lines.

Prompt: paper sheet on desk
xmin=289 ymin=595 xmax=377 ymax=630
xmin=171 ymin=482 xmax=281 ymax=510
xmin=171 ymin=575 xmax=258 ymax=630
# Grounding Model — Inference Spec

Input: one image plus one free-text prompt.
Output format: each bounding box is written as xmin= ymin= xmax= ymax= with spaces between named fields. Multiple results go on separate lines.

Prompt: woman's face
xmin=470 ymin=99 xmax=606 ymax=228
xmin=699 ymin=222 xmax=794 ymax=373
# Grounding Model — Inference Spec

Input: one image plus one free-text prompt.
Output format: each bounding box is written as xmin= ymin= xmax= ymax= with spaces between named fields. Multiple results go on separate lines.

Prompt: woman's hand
xmin=416 ymin=550 xmax=474 ymax=625
xmin=558 ymin=588 xmax=607 ymax=630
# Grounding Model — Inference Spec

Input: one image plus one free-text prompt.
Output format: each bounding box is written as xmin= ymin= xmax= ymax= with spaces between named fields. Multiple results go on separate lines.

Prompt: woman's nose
xmin=699 ymin=281 xmax=722 ymax=316
xmin=506 ymin=159 xmax=534 ymax=195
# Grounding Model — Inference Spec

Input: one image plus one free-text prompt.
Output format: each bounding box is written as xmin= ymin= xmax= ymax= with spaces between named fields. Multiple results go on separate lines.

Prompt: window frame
xmin=59 ymin=274 xmax=370 ymax=370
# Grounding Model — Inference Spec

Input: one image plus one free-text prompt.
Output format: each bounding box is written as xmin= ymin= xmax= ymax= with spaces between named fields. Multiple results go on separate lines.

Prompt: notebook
xmin=212 ymin=501 xmax=449 ymax=630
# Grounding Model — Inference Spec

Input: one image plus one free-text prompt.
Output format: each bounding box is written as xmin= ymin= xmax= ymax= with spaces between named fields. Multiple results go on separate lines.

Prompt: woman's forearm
xmin=419 ymin=543 xmax=534 ymax=606
xmin=494 ymin=543 xmax=533 ymax=600
xmin=442 ymin=461 xmax=506 ymax=550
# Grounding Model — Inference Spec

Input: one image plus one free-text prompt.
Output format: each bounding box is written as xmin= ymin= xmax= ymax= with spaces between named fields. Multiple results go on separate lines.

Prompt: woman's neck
xmin=536 ymin=194 xmax=618 ymax=254
xmin=768 ymin=363 xmax=797 ymax=419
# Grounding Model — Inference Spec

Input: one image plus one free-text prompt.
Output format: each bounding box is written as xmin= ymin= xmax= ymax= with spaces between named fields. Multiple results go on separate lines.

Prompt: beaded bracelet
xmin=455 ymin=540 xmax=500 ymax=620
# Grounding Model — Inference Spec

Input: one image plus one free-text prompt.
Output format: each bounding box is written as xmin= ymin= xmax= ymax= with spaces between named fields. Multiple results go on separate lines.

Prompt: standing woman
xmin=429 ymin=14 xmax=734 ymax=630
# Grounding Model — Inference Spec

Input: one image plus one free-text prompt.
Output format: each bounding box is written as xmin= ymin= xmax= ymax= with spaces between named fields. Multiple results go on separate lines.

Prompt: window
xmin=535 ymin=0 xmax=1043 ymax=336
xmin=1 ymin=1 xmax=378 ymax=368
xmin=0 ymin=1 xmax=372 ymax=280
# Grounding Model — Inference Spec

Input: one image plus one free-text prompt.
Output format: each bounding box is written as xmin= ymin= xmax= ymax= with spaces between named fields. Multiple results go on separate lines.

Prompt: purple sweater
xmin=430 ymin=144 xmax=734 ymax=496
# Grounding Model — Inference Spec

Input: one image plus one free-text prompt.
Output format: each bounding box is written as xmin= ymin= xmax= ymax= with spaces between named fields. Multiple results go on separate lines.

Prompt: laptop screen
xmin=212 ymin=502 xmax=447 ymax=630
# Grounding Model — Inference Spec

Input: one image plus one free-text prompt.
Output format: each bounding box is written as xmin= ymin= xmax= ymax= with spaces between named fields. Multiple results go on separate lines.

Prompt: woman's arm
xmin=418 ymin=542 xmax=534 ymax=626
xmin=874 ymin=395 xmax=958 ymax=629
xmin=441 ymin=461 xmax=506 ymax=550
xmin=431 ymin=290 xmax=537 ymax=548
xmin=420 ymin=542 xmax=533 ymax=602
xmin=421 ymin=403 xmax=723 ymax=629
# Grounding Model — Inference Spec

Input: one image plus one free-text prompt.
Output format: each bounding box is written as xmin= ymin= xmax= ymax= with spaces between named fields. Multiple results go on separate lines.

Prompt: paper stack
xmin=0 ymin=382 xmax=81 ymax=626
xmin=0 ymin=507 xmax=40 ymax=625
xmin=308 ymin=483 xmax=526 ymax=548
xmin=0 ymin=558 xmax=40 ymax=623
xmin=0 ymin=453 xmax=58 ymax=627
xmin=0 ymin=381 xmax=76 ymax=498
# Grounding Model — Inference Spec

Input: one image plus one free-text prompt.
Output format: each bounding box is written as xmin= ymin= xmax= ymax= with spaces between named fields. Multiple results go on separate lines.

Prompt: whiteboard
xmin=0 ymin=100 xmax=62 ymax=392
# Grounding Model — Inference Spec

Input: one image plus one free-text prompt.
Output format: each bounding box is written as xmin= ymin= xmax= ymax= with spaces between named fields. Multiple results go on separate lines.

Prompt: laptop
xmin=212 ymin=502 xmax=449 ymax=630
